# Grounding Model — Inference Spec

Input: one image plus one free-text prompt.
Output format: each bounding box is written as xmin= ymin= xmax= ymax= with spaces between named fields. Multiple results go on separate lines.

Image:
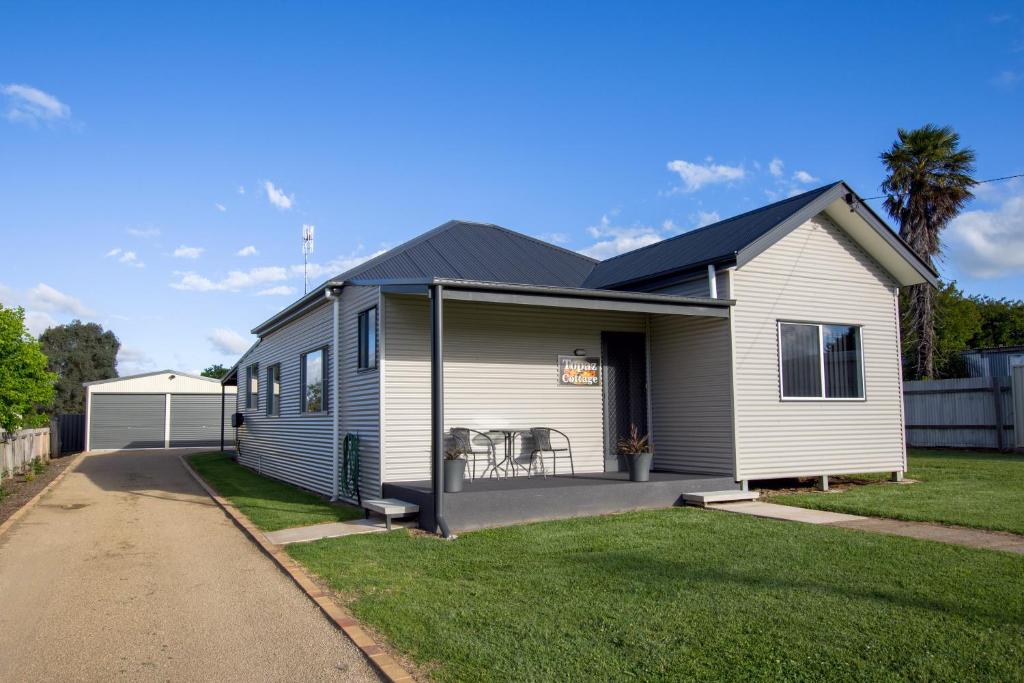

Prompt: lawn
xmin=769 ymin=449 xmax=1024 ymax=535
xmin=187 ymin=451 xmax=362 ymax=531
xmin=288 ymin=508 xmax=1024 ymax=682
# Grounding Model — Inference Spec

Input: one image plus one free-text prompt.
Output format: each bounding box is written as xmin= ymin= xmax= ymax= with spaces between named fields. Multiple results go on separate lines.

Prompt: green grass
xmin=769 ymin=449 xmax=1024 ymax=534
xmin=187 ymin=451 xmax=362 ymax=531
xmin=287 ymin=508 xmax=1024 ymax=682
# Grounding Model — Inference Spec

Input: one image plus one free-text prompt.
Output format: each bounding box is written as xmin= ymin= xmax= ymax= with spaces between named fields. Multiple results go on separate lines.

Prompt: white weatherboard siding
xmin=235 ymin=285 xmax=381 ymax=501
xmin=651 ymin=269 xmax=730 ymax=299
xmin=731 ymin=214 xmax=905 ymax=479
xmin=382 ymin=294 xmax=646 ymax=482
xmin=649 ymin=315 xmax=735 ymax=475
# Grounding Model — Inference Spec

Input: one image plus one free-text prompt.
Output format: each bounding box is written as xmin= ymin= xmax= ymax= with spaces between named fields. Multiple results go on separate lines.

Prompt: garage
xmin=84 ymin=371 xmax=237 ymax=451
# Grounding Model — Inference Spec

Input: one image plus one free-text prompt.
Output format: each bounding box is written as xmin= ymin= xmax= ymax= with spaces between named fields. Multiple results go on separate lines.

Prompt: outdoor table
xmin=486 ymin=428 xmax=533 ymax=477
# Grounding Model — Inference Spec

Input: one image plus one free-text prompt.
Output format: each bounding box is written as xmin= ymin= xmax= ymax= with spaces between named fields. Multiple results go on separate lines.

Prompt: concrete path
xmin=264 ymin=518 xmax=396 ymax=545
xmin=0 ymin=449 xmax=380 ymax=682
xmin=708 ymin=501 xmax=1024 ymax=555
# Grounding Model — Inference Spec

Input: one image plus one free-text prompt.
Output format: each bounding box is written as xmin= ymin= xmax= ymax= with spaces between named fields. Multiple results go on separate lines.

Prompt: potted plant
xmin=443 ymin=449 xmax=467 ymax=493
xmin=617 ymin=425 xmax=653 ymax=482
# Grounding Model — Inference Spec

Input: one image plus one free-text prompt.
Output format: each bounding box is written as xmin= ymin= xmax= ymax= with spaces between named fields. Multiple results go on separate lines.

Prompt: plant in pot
xmin=617 ymin=425 xmax=653 ymax=482
xmin=443 ymin=449 xmax=467 ymax=493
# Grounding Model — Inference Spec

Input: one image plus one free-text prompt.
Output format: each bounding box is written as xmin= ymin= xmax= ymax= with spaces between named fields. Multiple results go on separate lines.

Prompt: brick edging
xmin=0 ymin=451 xmax=88 ymax=540
xmin=179 ymin=455 xmax=415 ymax=683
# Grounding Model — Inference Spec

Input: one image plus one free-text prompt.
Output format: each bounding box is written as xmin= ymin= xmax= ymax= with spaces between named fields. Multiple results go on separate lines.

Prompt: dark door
xmin=602 ymin=331 xmax=649 ymax=472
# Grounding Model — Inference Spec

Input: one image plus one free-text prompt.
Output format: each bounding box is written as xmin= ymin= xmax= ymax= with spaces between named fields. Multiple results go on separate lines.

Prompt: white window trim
xmin=777 ymin=320 xmax=866 ymax=402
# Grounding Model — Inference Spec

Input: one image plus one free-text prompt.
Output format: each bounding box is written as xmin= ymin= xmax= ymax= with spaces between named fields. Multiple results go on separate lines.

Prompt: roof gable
xmin=583 ymin=184 xmax=839 ymax=289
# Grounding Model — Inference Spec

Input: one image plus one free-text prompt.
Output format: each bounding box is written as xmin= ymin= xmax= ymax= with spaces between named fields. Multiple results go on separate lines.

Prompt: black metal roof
xmin=582 ymin=182 xmax=841 ymax=289
xmin=335 ymin=220 xmax=597 ymax=288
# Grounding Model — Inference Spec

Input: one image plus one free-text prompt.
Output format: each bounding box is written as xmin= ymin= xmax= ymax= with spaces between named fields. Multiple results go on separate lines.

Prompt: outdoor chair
xmin=451 ymin=428 xmax=498 ymax=480
xmin=528 ymin=427 xmax=574 ymax=478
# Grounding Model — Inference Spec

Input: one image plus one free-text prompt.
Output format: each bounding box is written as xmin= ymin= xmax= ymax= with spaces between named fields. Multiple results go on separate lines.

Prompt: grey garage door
xmin=169 ymin=394 xmax=228 ymax=447
xmin=90 ymin=393 xmax=166 ymax=450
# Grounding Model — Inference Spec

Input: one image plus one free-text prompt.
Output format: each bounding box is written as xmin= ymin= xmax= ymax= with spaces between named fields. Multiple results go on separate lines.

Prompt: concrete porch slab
xmin=707 ymin=501 xmax=866 ymax=524
xmin=264 ymin=518 xmax=409 ymax=545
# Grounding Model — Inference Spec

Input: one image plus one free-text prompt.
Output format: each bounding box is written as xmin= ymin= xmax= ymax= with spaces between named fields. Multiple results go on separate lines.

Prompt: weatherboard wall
xmin=234 ymin=285 xmax=381 ymax=501
xmin=381 ymin=294 xmax=648 ymax=483
xmin=730 ymin=213 xmax=906 ymax=479
xmin=648 ymin=315 xmax=735 ymax=475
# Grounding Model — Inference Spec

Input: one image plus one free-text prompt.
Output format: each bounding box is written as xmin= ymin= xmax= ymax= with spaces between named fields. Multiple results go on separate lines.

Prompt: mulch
xmin=755 ymin=475 xmax=918 ymax=496
xmin=0 ymin=456 xmax=78 ymax=528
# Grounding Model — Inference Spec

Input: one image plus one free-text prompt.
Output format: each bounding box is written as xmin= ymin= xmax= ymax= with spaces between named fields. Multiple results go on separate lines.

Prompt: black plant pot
xmin=627 ymin=452 xmax=652 ymax=482
xmin=444 ymin=458 xmax=467 ymax=493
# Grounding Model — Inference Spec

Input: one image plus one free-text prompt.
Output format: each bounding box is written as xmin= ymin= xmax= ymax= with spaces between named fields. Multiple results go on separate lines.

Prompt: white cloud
xmin=28 ymin=283 xmax=94 ymax=316
xmin=768 ymin=158 xmax=784 ymax=178
xmin=992 ymin=70 xmax=1020 ymax=89
xmin=949 ymin=192 xmax=1024 ymax=278
xmin=127 ymin=227 xmax=160 ymax=238
xmin=214 ymin=203 xmax=226 ymax=212
xmin=173 ymin=245 xmax=204 ymax=259
xmin=171 ymin=266 xmax=288 ymax=292
xmin=238 ymin=185 xmax=245 ymax=195
xmin=666 ymin=159 xmax=745 ymax=193
xmin=105 ymin=247 xmax=122 ymax=257
xmin=208 ymin=328 xmax=252 ymax=355
xmin=579 ymin=215 xmax=666 ymax=259
xmin=117 ymin=346 xmax=155 ymax=374
xmin=793 ymin=170 xmax=819 ymax=184
xmin=1 ymin=84 xmax=71 ymax=125
xmin=257 ymin=285 xmax=297 ymax=296
xmin=237 ymin=245 xmax=258 ymax=257
xmin=693 ymin=210 xmax=721 ymax=228
xmin=119 ymin=250 xmax=144 ymax=267
xmin=263 ymin=180 xmax=294 ymax=209
xmin=538 ymin=232 xmax=569 ymax=245
xmin=291 ymin=250 xmax=389 ymax=281
xmin=24 ymin=311 xmax=56 ymax=336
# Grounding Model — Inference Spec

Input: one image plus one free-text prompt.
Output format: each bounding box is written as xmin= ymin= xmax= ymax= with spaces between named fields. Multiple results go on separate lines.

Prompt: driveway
xmin=0 ymin=449 xmax=380 ymax=682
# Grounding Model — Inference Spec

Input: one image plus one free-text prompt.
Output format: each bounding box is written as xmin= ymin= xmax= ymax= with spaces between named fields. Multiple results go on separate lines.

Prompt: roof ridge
xmin=449 ymin=219 xmax=599 ymax=264
xmin=596 ymin=181 xmax=842 ymax=266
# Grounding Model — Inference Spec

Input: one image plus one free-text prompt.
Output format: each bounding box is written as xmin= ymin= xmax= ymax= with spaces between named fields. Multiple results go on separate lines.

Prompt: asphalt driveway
xmin=0 ymin=449 xmax=380 ymax=682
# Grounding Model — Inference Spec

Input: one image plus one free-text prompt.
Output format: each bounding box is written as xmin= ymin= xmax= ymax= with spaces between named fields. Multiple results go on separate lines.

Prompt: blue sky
xmin=1 ymin=2 xmax=1022 ymax=375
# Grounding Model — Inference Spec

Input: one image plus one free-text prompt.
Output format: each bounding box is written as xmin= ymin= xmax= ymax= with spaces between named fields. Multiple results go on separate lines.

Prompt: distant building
xmin=962 ymin=346 xmax=1024 ymax=378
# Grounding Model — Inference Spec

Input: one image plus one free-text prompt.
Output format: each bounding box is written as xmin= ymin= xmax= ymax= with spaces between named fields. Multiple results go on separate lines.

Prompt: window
xmin=245 ymin=364 xmax=258 ymax=409
xmin=301 ymin=348 xmax=327 ymax=413
xmin=358 ymin=307 xmax=378 ymax=370
xmin=266 ymin=364 xmax=280 ymax=416
xmin=779 ymin=322 xmax=863 ymax=400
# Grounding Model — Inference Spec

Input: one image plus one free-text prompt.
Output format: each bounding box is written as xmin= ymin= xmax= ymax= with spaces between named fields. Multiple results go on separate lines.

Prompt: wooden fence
xmin=0 ymin=428 xmax=51 ymax=480
xmin=904 ymin=377 xmax=1017 ymax=450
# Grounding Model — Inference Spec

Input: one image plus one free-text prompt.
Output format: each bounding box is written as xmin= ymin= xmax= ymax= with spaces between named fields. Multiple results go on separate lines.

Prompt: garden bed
xmin=0 ymin=456 xmax=76 ymax=528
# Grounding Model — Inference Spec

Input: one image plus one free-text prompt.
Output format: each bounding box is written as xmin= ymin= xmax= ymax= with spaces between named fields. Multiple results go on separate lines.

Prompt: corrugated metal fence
xmin=53 ymin=414 xmax=85 ymax=454
xmin=0 ymin=428 xmax=51 ymax=480
xmin=904 ymin=376 xmax=1019 ymax=450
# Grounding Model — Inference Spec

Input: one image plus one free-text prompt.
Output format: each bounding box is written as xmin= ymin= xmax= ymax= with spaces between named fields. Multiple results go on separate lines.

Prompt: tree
xmin=38 ymin=320 xmax=120 ymax=414
xmin=201 ymin=364 xmax=229 ymax=379
xmin=881 ymin=124 xmax=976 ymax=379
xmin=0 ymin=305 xmax=56 ymax=433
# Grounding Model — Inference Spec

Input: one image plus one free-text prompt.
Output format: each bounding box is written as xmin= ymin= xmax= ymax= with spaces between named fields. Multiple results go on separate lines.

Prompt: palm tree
xmin=881 ymin=124 xmax=976 ymax=380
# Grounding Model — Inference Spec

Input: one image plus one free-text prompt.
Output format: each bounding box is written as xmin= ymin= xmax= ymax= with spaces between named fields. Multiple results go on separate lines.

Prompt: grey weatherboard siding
xmin=730 ymin=214 xmax=906 ymax=479
xmin=235 ymin=285 xmax=381 ymax=502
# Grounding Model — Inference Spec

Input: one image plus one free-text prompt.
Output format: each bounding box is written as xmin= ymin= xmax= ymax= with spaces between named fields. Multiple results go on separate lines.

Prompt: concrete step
xmin=682 ymin=490 xmax=760 ymax=507
xmin=363 ymin=497 xmax=420 ymax=531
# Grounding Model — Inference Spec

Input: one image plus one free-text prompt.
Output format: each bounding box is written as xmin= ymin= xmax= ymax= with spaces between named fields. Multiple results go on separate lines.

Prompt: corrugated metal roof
xmin=337 ymin=220 xmax=598 ymax=288
xmin=582 ymin=182 xmax=841 ymax=289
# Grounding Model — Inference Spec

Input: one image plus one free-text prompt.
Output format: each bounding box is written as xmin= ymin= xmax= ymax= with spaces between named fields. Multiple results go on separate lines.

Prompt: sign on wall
xmin=558 ymin=355 xmax=601 ymax=386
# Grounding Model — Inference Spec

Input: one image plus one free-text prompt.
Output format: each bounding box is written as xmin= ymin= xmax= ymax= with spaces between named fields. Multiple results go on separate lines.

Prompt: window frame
xmin=357 ymin=306 xmax=378 ymax=371
xmin=265 ymin=363 xmax=281 ymax=417
xmin=245 ymin=363 xmax=259 ymax=410
xmin=777 ymin=320 xmax=866 ymax=402
xmin=299 ymin=346 xmax=329 ymax=414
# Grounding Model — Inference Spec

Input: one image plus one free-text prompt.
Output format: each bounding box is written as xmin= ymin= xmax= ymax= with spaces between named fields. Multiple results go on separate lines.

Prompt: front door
xmin=602 ymin=331 xmax=649 ymax=472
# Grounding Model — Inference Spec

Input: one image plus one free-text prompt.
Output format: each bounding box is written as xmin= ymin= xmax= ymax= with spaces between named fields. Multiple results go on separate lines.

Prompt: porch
xmin=384 ymin=470 xmax=740 ymax=531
